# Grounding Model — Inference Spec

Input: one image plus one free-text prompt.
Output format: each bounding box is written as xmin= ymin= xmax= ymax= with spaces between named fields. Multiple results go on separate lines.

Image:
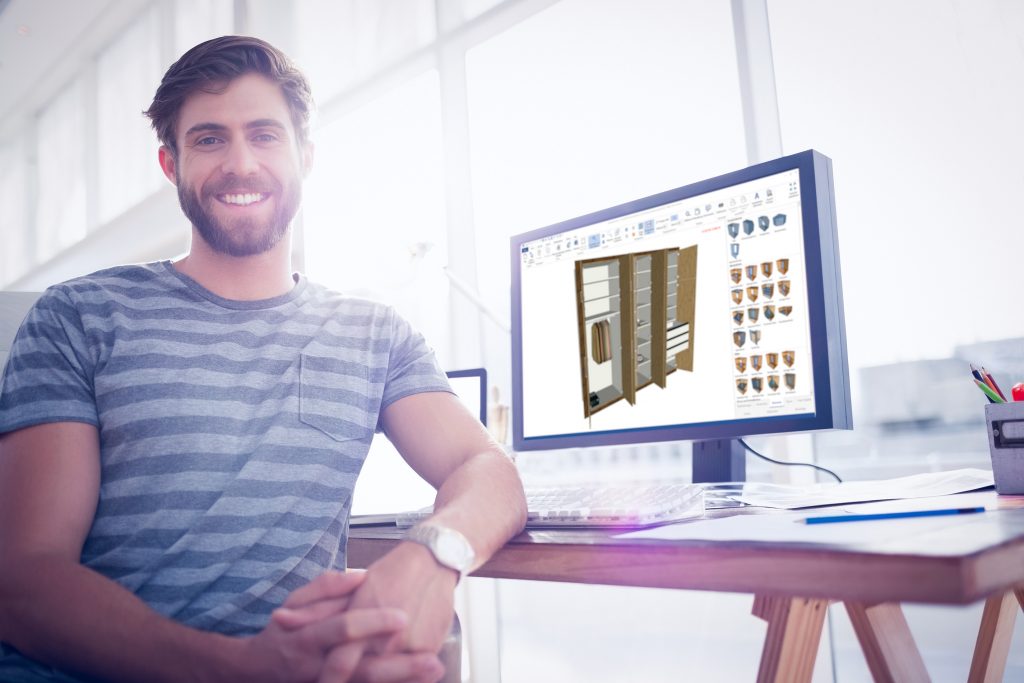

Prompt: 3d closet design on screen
xmin=575 ymin=246 xmax=698 ymax=418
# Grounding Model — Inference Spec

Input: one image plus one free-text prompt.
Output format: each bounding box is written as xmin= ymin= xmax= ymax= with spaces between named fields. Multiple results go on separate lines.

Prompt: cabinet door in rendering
xmin=671 ymin=245 xmax=697 ymax=371
xmin=576 ymin=245 xmax=698 ymax=418
xmin=576 ymin=256 xmax=628 ymax=417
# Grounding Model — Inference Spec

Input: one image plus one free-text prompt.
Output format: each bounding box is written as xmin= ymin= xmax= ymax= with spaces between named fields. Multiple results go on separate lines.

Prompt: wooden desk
xmin=348 ymin=492 xmax=1024 ymax=682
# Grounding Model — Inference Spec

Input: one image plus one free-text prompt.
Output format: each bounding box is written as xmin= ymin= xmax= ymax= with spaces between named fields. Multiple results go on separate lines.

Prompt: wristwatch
xmin=403 ymin=524 xmax=475 ymax=582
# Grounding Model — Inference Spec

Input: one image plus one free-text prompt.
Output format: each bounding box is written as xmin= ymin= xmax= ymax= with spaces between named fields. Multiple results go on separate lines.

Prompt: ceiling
xmin=0 ymin=0 xmax=148 ymax=137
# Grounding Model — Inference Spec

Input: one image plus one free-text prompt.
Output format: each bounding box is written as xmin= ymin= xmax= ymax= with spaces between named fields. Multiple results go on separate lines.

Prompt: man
xmin=0 ymin=35 xmax=526 ymax=683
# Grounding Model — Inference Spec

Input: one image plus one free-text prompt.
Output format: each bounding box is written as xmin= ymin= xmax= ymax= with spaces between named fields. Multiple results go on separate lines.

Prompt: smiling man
xmin=0 ymin=36 xmax=526 ymax=683
xmin=168 ymin=75 xmax=305 ymax=257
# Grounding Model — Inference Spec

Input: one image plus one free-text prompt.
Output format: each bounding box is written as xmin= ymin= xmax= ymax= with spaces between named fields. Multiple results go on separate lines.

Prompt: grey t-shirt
xmin=0 ymin=261 xmax=450 ymax=679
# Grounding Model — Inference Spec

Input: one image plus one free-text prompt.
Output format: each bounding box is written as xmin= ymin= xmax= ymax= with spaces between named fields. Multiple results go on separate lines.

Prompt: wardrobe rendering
xmin=575 ymin=245 xmax=698 ymax=418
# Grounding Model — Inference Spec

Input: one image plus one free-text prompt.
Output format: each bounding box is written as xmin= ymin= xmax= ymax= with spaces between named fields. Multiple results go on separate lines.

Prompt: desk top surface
xmin=348 ymin=491 xmax=1024 ymax=605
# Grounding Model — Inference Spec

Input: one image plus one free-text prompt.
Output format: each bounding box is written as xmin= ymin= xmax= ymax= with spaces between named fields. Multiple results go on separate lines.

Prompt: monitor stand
xmin=692 ymin=438 xmax=746 ymax=483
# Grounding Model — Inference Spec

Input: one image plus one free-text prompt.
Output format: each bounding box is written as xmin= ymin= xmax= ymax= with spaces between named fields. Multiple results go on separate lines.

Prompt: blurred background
xmin=1 ymin=0 xmax=1022 ymax=680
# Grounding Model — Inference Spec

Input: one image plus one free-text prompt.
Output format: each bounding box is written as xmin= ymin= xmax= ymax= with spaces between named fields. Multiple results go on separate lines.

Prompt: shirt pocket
xmin=298 ymin=352 xmax=376 ymax=443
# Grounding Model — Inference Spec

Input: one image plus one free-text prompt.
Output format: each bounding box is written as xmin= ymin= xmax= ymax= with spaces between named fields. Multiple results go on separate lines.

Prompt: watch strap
xmin=403 ymin=524 xmax=474 ymax=582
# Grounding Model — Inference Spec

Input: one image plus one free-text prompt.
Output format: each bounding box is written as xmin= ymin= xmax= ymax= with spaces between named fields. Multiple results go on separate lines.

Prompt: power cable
xmin=737 ymin=438 xmax=843 ymax=483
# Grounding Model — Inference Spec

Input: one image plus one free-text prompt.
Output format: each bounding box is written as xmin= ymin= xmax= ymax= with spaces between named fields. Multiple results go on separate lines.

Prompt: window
xmin=35 ymin=79 xmax=88 ymax=261
xmin=769 ymin=0 xmax=1024 ymax=368
xmin=466 ymin=0 xmax=748 ymax=391
xmin=174 ymin=0 xmax=234 ymax=57
xmin=768 ymin=0 xmax=1024 ymax=473
xmin=302 ymin=70 xmax=450 ymax=356
xmin=459 ymin=0 xmax=510 ymax=23
xmin=96 ymin=6 xmax=164 ymax=225
xmin=0 ymin=141 xmax=29 ymax=285
xmin=294 ymin=0 xmax=436 ymax=102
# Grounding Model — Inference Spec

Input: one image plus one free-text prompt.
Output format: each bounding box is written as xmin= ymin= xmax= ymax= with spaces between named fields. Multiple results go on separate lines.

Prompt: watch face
xmin=406 ymin=524 xmax=476 ymax=576
xmin=434 ymin=528 xmax=474 ymax=572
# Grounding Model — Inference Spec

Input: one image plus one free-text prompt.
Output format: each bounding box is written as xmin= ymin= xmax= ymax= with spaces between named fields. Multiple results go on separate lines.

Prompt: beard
xmin=177 ymin=171 xmax=301 ymax=257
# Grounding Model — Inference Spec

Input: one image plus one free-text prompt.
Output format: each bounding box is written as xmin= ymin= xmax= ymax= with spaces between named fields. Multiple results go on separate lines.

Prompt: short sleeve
xmin=377 ymin=309 xmax=452 ymax=426
xmin=0 ymin=287 xmax=98 ymax=434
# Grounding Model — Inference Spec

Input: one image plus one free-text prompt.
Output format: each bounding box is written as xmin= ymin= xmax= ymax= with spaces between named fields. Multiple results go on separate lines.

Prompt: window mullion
xmin=731 ymin=0 xmax=784 ymax=164
xmin=83 ymin=61 xmax=99 ymax=233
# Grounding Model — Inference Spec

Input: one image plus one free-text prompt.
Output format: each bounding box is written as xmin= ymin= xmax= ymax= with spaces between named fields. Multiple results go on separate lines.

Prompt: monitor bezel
xmin=510 ymin=149 xmax=851 ymax=451
xmin=446 ymin=368 xmax=488 ymax=426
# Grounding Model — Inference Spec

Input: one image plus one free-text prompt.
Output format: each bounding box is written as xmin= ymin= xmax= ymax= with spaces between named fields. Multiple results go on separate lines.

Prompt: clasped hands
xmin=252 ymin=542 xmax=458 ymax=683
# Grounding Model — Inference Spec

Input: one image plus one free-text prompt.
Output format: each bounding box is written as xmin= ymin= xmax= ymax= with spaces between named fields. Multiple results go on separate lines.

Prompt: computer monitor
xmin=446 ymin=368 xmax=487 ymax=426
xmin=510 ymin=150 xmax=851 ymax=481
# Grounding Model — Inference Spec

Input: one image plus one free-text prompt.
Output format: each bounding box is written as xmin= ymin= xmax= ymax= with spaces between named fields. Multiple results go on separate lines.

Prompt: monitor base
xmin=692 ymin=439 xmax=746 ymax=483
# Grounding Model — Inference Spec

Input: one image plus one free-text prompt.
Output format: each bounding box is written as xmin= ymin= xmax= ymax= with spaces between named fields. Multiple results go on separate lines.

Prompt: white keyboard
xmin=523 ymin=481 xmax=705 ymax=528
xmin=390 ymin=481 xmax=705 ymax=529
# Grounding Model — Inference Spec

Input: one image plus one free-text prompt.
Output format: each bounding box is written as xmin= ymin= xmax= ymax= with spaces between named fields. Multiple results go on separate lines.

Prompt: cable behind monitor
xmin=737 ymin=438 xmax=843 ymax=483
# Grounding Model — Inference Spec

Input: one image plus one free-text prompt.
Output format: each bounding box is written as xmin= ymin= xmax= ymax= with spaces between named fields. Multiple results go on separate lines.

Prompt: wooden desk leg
xmin=844 ymin=602 xmax=929 ymax=683
xmin=968 ymin=591 xmax=1020 ymax=683
xmin=752 ymin=595 xmax=829 ymax=683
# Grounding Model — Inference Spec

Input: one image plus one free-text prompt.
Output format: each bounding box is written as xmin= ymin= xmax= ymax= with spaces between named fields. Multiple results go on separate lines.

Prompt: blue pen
xmin=803 ymin=506 xmax=985 ymax=525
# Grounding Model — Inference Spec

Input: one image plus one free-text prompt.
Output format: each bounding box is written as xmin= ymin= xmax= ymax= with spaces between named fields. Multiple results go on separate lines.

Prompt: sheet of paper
xmin=836 ymin=491 xmax=995 ymax=514
xmin=616 ymin=507 xmax=981 ymax=546
xmin=730 ymin=468 xmax=994 ymax=509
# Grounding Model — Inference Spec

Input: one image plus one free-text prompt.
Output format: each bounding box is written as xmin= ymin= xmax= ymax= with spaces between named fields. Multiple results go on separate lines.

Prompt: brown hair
xmin=144 ymin=35 xmax=313 ymax=157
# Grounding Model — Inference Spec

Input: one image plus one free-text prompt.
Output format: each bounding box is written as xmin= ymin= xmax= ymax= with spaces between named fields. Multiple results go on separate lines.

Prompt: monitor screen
xmin=511 ymin=150 xmax=850 ymax=451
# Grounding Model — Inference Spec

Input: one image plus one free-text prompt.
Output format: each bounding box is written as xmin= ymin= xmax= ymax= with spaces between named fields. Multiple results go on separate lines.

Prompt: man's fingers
xmin=283 ymin=570 xmax=367 ymax=609
xmin=272 ymin=596 xmax=350 ymax=631
xmin=354 ymin=652 xmax=446 ymax=683
xmin=304 ymin=608 xmax=409 ymax=650
xmin=317 ymin=642 xmax=364 ymax=683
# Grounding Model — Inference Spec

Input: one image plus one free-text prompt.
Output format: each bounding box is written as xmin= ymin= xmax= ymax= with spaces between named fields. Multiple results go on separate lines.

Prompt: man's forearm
xmin=0 ymin=555 xmax=242 ymax=683
xmin=351 ymin=395 xmax=527 ymax=654
xmin=342 ymin=447 xmax=525 ymax=654
xmin=426 ymin=447 xmax=527 ymax=567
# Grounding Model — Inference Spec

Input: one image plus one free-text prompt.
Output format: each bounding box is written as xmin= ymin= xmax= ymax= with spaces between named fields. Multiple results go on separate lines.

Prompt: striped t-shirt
xmin=0 ymin=262 xmax=450 ymax=672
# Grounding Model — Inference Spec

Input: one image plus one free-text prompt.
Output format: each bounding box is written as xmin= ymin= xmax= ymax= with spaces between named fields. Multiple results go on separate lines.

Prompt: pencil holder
xmin=985 ymin=402 xmax=1024 ymax=495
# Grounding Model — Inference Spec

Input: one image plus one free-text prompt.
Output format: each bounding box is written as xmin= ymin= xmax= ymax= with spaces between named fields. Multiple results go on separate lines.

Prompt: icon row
xmin=731 ymin=282 xmax=791 ymax=304
xmin=732 ymin=305 xmax=793 ymax=326
xmin=730 ymin=259 xmax=789 ymax=284
xmin=735 ymin=351 xmax=795 ymax=373
xmin=737 ymin=373 xmax=796 ymax=394
xmin=727 ymin=214 xmax=787 ymax=238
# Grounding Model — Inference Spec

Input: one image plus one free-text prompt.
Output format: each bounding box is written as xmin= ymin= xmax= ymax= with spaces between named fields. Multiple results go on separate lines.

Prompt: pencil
xmin=975 ymin=379 xmax=1003 ymax=403
xmin=970 ymin=363 xmax=985 ymax=384
xmin=804 ymin=506 xmax=985 ymax=525
xmin=980 ymin=367 xmax=1008 ymax=401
